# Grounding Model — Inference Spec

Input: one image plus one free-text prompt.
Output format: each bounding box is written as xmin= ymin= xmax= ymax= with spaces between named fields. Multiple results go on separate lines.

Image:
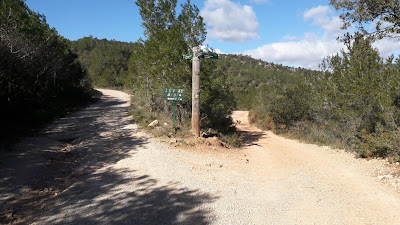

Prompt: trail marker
xmin=163 ymin=89 xmax=185 ymax=129
xmin=183 ymin=53 xmax=193 ymax=60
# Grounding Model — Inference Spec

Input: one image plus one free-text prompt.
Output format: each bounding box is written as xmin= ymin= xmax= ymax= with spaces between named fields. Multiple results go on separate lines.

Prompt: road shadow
xmin=36 ymin=167 xmax=216 ymax=225
xmin=0 ymin=92 xmax=162 ymax=224
xmin=236 ymin=130 xmax=266 ymax=146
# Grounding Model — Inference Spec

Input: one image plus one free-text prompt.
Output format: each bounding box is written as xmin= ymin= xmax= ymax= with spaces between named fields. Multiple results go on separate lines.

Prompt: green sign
xmin=202 ymin=53 xmax=219 ymax=59
xmin=163 ymin=89 xmax=185 ymax=130
xmin=163 ymin=89 xmax=185 ymax=101
xmin=182 ymin=51 xmax=219 ymax=60
xmin=183 ymin=54 xmax=193 ymax=60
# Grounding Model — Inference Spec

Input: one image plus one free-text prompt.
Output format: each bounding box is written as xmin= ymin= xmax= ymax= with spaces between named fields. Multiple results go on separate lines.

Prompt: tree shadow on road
xmin=1 ymin=92 xmax=210 ymax=224
xmin=236 ymin=130 xmax=266 ymax=146
xmin=0 ymin=94 xmax=138 ymax=194
xmin=37 ymin=167 xmax=216 ymax=225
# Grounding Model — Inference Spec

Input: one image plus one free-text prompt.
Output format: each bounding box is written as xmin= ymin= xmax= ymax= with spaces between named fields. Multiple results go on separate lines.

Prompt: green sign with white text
xmin=182 ymin=51 xmax=219 ymax=60
xmin=163 ymin=89 xmax=185 ymax=101
xmin=183 ymin=54 xmax=193 ymax=60
xmin=202 ymin=53 xmax=219 ymax=59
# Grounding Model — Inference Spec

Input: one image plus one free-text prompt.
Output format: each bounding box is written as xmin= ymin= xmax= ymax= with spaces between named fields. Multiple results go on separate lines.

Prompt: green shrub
xmin=219 ymin=132 xmax=244 ymax=148
xmin=356 ymin=125 xmax=400 ymax=160
xmin=250 ymin=73 xmax=311 ymax=131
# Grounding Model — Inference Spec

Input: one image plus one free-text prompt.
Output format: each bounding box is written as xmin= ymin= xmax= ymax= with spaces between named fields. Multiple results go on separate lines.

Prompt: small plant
xmin=356 ymin=125 xmax=400 ymax=160
xmin=219 ymin=132 xmax=244 ymax=148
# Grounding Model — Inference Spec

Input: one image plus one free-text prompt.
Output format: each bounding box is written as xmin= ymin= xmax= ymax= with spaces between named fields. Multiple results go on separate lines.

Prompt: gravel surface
xmin=2 ymin=90 xmax=400 ymax=224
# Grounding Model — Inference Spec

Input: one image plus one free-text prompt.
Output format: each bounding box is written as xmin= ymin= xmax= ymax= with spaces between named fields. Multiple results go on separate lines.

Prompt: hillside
xmin=215 ymin=54 xmax=319 ymax=109
xmin=71 ymin=37 xmax=316 ymax=110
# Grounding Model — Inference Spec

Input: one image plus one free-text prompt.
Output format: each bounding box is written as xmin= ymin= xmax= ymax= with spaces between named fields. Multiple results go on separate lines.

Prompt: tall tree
xmin=312 ymin=36 xmax=400 ymax=146
xmin=132 ymin=0 xmax=207 ymax=101
xmin=130 ymin=0 xmax=236 ymax=132
xmin=330 ymin=0 xmax=400 ymax=40
xmin=177 ymin=0 xmax=206 ymax=49
xmin=135 ymin=0 xmax=178 ymax=38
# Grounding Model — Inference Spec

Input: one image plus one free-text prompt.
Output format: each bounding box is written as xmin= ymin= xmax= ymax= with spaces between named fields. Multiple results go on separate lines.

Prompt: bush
xmin=219 ymin=132 xmax=244 ymax=148
xmin=250 ymin=73 xmax=311 ymax=131
xmin=200 ymin=62 xmax=237 ymax=133
xmin=356 ymin=125 xmax=400 ymax=160
xmin=0 ymin=0 xmax=95 ymax=147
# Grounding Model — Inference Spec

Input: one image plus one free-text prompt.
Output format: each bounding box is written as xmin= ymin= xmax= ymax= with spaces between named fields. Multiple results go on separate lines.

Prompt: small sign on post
xmin=199 ymin=51 xmax=219 ymax=59
xmin=163 ymin=89 xmax=185 ymax=101
xmin=182 ymin=51 xmax=219 ymax=60
xmin=163 ymin=89 xmax=185 ymax=129
xmin=183 ymin=53 xmax=193 ymax=60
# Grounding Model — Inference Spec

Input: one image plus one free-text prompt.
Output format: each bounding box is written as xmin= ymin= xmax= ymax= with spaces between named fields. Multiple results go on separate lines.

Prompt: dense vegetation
xmin=132 ymin=0 xmax=235 ymax=134
xmin=72 ymin=0 xmax=236 ymax=135
xmin=215 ymin=54 xmax=316 ymax=110
xmin=0 ymin=0 xmax=95 ymax=146
xmin=71 ymin=37 xmax=136 ymax=88
xmin=312 ymin=37 xmax=400 ymax=160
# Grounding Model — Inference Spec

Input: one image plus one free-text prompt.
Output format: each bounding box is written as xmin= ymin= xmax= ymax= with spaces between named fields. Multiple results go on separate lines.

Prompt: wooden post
xmin=192 ymin=47 xmax=200 ymax=137
xmin=172 ymin=100 xmax=176 ymax=129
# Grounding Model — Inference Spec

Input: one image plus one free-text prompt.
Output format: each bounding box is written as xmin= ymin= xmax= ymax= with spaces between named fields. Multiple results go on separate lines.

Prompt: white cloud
xmin=243 ymin=37 xmax=344 ymax=68
xmin=243 ymin=35 xmax=400 ymax=69
xmin=303 ymin=5 xmax=331 ymax=20
xmin=369 ymin=19 xmax=397 ymax=37
xmin=373 ymin=38 xmax=400 ymax=58
xmin=239 ymin=5 xmax=399 ymax=69
xmin=200 ymin=45 xmax=225 ymax=54
xmin=304 ymin=5 xmax=343 ymax=36
xmin=283 ymin=35 xmax=299 ymax=41
xmin=215 ymin=48 xmax=224 ymax=54
xmin=250 ymin=0 xmax=270 ymax=4
xmin=201 ymin=0 xmax=259 ymax=43
xmin=241 ymin=5 xmax=347 ymax=68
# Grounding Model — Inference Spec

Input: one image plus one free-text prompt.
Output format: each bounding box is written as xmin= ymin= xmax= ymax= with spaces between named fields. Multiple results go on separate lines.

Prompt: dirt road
xmin=231 ymin=111 xmax=400 ymax=224
xmin=1 ymin=90 xmax=400 ymax=224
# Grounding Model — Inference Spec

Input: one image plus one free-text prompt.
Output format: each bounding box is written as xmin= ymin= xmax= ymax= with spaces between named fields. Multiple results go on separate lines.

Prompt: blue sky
xmin=25 ymin=0 xmax=400 ymax=68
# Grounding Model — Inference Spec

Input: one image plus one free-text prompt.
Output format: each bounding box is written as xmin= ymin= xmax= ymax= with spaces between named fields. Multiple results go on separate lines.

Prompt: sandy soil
xmin=1 ymin=90 xmax=400 ymax=224
xmin=230 ymin=111 xmax=400 ymax=224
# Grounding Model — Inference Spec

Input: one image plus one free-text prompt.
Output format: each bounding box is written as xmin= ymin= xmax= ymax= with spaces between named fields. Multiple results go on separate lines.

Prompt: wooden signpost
xmin=163 ymin=89 xmax=185 ymax=129
xmin=183 ymin=47 xmax=219 ymax=137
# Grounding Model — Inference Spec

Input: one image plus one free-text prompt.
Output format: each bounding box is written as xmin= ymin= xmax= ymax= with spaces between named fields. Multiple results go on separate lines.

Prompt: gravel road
xmin=2 ymin=89 xmax=400 ymax=224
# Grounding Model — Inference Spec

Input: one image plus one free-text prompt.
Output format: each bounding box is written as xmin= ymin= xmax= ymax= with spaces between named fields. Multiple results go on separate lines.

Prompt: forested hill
xmin=215 ymin=54 xmax=317 ymax=109
xmin=71 ymin=36 xmax=316 ymax=109
xmin=71 ymin=37 xmax=137 ymax=88
xmin=219 ymin=54 xmax=304 ymax=74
